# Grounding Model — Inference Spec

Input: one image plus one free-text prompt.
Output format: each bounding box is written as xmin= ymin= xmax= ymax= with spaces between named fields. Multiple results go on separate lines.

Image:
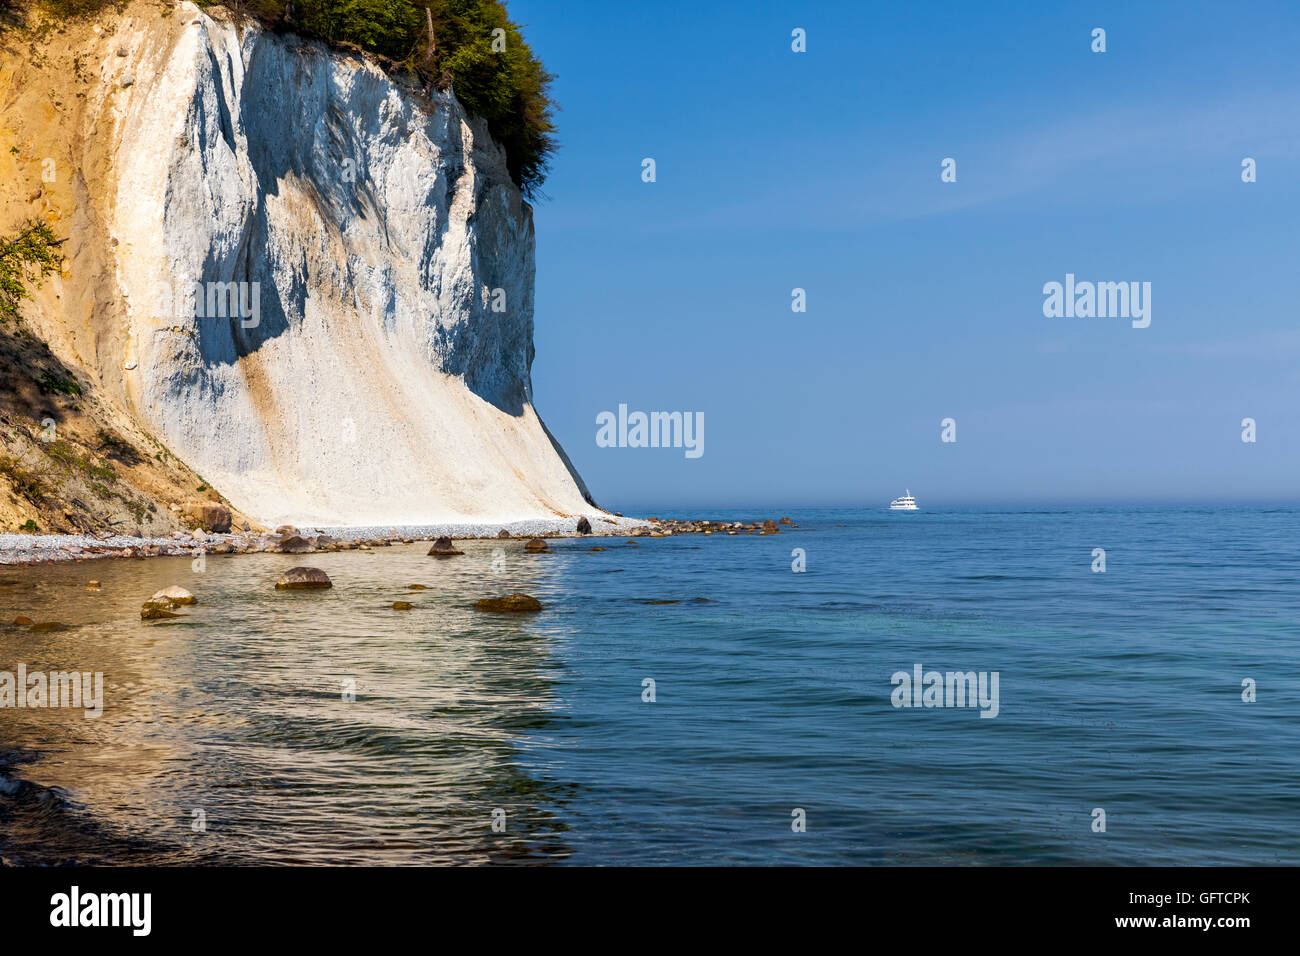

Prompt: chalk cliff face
xmin=4 ymin=1 xmax=594 ymax=527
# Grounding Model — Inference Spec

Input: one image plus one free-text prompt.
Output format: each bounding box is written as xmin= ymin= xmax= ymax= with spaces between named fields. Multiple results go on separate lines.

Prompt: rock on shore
xmin=2 ymin=514 xmax=803 ymax=566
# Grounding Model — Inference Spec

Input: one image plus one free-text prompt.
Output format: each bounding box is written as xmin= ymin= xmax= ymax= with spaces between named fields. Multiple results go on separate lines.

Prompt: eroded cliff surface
xmin=1 ymin=0 xmax=595 ymax=529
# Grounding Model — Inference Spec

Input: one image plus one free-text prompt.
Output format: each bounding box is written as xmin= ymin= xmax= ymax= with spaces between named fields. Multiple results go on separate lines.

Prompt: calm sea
xmin=1 ymin=507 xmax=1297 ymax=865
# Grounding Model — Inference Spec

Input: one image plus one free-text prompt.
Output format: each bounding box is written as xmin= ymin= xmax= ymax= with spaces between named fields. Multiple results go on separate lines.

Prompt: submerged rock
xmin=151 ymin=586 xmax=196 ymax=606
xmin=275 ymin=567 xmax=332 ymax=590
xmin=473 ymin=593 xmax=543 ymax=613
xmin=140 ymin=601 xmax=180 ymax=620
xmin=779 ymin=516 xmax=793 ymax=525
xmin=428 ymin=536 xmax=464 ymax=556
xmin=408 ymin=584 xmax=429 ymax=590
xmin=762 ymin=520 xmax=779 ymax=533
xmin=31 ymin=621 xmax=70 ymax=632
xmin=524 ymin=538 xmax=548 ymax=553
xmin=392 ymin=601 xmax=414 ymax=610
xmin=12 ymin=616 xmax=34 ymax=627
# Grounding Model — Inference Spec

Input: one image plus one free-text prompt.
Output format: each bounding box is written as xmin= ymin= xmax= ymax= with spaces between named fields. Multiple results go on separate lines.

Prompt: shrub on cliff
xmin=15 ymin=2 xmax=556 ymax=196
xmin=0 ymin=220 xmax=63 ymax=328
xmin=226 ymin=0 xmax=557 ymax=196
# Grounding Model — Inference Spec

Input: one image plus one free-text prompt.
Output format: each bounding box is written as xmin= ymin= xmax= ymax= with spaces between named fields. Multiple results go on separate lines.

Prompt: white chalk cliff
xmin=8 ymin=2 xmax=596 ymax=527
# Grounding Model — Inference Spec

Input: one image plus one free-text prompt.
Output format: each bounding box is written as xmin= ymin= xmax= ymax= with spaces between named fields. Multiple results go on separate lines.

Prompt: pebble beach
xmin=0 ymin=515 xmax=797 ymax=565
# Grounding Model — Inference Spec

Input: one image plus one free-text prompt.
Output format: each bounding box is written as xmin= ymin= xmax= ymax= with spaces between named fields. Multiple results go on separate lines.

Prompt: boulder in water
xmin=428 ymin=536 xmax=464 ymax=556
xmin=473 ymin=593 xmax=543 ymax=613
xmin=392 ymin=601 xmax=414 ymax=610
xmin=150 ymin=586 xmax=196 ymax=606
xmin=524 ymin=537 xmax=548 ymax=553
xmin=275 ymin=567 xmax=332 ymax=590
xmin=762 ymin=520 xmax=779 ymax=533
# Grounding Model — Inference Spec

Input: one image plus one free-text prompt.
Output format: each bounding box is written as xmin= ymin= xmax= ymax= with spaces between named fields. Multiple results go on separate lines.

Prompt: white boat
xmin=889 ymin=490 xmax=918 ymax=511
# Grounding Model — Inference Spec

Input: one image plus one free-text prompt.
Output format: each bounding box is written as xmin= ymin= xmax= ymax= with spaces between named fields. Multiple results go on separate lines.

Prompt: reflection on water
xmin=4 ymin=509 xmax=1300 ymax=865
xmin=0 ymin=543 xmax=575 ymax=865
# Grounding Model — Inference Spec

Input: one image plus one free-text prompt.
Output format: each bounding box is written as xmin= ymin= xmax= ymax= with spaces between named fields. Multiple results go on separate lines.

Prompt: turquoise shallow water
xmin=1 ymin=507 xmax=1297 ymax=865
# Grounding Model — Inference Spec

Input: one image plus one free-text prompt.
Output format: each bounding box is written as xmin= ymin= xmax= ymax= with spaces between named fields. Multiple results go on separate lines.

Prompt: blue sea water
xmin=1 ymin=507 xmax=1297 ymax=865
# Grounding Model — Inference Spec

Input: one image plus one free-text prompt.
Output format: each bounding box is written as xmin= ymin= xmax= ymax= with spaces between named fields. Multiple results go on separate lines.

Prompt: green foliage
xmin=0 ymin=454 xmax=48 ymax=503
xmin=217 ymin=1 xmax=556 ymax=195
xmin=37 ymin=370 xmax=81 ymax=396
xmin=97 ymin=427 xmax=141 ymax=464
xmin=35 ymin=0 xmax=119 ymax=14
xmin=18 ymin=519 xmax=39 ymax=532
xmin=43 ymin=439 xmax=77 ymax=470
xmin=0 ymin=220 xmax=63 ymax=327
xmin=45 ymin=439 xmax=114 ymax=480
xmin=0 ymin=0 xmax=122 ymax=29
xmin=16 ymin=2 xmax=556 ymax=192
xmin=125 ymin=497 xmax=147 ymax=523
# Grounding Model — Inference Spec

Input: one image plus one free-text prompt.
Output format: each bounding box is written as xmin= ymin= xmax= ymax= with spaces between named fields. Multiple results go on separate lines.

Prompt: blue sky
xmin=511 ymin=0 xmax=1300 ymax=508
